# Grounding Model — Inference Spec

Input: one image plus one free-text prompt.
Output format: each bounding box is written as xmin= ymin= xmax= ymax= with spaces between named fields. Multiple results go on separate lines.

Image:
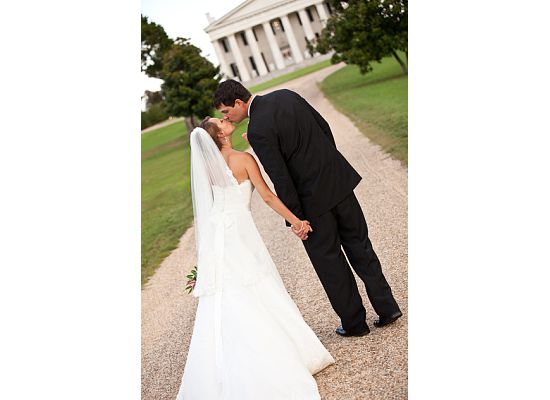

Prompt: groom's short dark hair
xmin=213 ymin=79 xmax=252 ymax=108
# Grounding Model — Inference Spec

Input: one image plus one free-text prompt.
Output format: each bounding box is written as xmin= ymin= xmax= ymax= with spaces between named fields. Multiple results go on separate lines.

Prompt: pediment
xmin=206 ymin=0 xmax=291 ymax=31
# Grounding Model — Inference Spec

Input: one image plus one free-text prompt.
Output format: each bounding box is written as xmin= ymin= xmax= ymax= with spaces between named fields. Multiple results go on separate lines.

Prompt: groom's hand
xmin=291 ymin=220 xmax=313 ymax=241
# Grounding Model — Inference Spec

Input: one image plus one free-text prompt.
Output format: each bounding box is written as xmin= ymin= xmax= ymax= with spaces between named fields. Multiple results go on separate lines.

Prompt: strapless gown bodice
xmin=212 ymin=180 xmax=253 ymax=213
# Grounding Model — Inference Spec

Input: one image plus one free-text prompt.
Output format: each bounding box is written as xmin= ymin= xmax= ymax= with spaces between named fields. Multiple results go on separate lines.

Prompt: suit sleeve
xmin=299 ymin=95 xmax=337 ymax=147
xmin=248 ymin=128 xmax=304 ymax=227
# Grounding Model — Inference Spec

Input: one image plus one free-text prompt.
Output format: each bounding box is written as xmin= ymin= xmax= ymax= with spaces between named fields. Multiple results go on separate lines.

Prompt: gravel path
xmin=141 ymin=63 xmax=408 ymax=400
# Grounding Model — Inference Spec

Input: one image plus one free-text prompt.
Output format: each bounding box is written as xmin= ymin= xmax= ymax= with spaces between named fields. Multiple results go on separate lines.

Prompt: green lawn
xmin=249 ymin=59 xmax=332 ymax=93
xmin=142 ymin=123 xmax=190 ymax=286
xmin=320 ymin=55 xmax=408 ymax=164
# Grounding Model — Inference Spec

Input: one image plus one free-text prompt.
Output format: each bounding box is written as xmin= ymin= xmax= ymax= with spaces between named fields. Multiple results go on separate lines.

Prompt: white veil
xmin=189 ymin=127 xmax=234 ymax=296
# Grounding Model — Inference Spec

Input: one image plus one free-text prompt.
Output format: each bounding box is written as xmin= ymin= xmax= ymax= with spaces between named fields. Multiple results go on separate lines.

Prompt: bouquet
xmin=185 ymin=266 xmax=197 ymax=294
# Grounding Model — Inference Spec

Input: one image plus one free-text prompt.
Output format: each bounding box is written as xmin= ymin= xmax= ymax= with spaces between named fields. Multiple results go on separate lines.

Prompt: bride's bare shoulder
xmin=226 ymin=151 xmax=254 ymax=181
xmin=228 ymin=150 xmax=254 ymax=164
xmin=226 ymin=150 xmax=251 ymax=170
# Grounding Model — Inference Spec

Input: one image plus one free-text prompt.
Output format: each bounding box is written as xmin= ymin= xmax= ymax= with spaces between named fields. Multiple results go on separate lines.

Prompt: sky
xmin=141 ymin=0 xmax=245 ymax=94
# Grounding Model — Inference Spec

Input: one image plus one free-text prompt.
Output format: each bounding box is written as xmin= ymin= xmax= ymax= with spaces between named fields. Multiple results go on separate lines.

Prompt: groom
xmin=213 ymin=80 xmax=402 ymax=336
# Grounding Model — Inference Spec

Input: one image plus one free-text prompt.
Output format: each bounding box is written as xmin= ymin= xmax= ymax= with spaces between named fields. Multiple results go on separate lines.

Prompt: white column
xmin=315 ymin=2 xmax=329 ymax=27
xmin=280 ymin=14 xmax=304 ymax=64
xmin=211 ymin=39 xmax=232 ymax=78
xmin=298 ymin=9 xmax=316 ymax=59
xmin=298 ymin=9 xmax=315 ymax=41
xmin=244 ymin=28 xmax=268 ymax=76
xmin=227 ymin=33 xmax=251 ymax=82
xmin=262 ymin=21 xmax=286 ymax=70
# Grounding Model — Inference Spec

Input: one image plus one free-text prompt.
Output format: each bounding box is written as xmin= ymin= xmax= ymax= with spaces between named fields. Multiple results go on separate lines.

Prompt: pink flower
xmin=242 ymin=132 xmax=248 ymax=142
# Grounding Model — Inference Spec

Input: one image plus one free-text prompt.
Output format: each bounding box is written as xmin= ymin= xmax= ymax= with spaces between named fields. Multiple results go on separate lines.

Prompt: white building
xmin=205 ymin=0 xmax=334 ymax=84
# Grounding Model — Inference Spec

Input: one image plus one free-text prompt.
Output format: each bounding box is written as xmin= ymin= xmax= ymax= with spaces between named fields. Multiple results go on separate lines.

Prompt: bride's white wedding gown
xmin=176 ymin=170 xmax=335 ymax=400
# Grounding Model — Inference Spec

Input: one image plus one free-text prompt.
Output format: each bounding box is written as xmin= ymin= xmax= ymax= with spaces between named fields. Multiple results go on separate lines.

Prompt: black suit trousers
xmin=302 ymin=192 xmax=400 ymax=332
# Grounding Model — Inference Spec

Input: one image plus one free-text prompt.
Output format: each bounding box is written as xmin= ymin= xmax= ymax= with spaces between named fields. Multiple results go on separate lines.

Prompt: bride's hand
xmin=291 ymin=220 xmax=313 ymax=240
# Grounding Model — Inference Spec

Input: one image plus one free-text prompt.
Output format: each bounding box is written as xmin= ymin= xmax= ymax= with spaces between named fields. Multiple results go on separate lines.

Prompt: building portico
xmin=205 ymin=0 xmax=333 ymax=83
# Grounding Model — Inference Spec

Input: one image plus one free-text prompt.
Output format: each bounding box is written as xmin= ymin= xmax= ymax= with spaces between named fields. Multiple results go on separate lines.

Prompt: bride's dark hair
xmin=199 ymin=117 xmax=223 ymax=150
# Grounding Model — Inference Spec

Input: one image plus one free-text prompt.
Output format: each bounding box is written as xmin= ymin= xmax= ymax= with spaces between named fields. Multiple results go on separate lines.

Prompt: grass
xmin=320 ymin=54 xmax=408 ymax=164
xmin=249 ymin=59 xmax=332 ymax=93
xmin=142 ymin=119 xmax=187 ymax=153
xmin=142 ymin=123 xmax=190 ymax=286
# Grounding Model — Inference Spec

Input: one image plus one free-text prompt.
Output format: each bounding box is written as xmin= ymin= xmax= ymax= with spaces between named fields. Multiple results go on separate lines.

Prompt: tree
xmin=161 ymin=38 xmax=221 ymax=127
xmin=141 ymin=104 xmax=169 ymax=130
xmin=141 ymin=90 xmax=169 ymax=130
xmin=312 ymin=0 xmax=407 ymax=74
xmin=141 ymin=15 xmax=173 ymax=78
xmin=143 ymin=90 xmax=164 ymax=110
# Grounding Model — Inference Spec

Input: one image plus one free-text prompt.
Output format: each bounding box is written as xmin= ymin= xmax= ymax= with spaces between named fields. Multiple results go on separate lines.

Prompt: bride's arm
xmin=243 ymin=152 xmax=312 ymax=235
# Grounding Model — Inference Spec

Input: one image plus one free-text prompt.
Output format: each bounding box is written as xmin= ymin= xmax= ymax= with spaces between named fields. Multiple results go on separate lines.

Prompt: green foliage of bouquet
xmin=185 ymin=266 xmax=197 ymax=294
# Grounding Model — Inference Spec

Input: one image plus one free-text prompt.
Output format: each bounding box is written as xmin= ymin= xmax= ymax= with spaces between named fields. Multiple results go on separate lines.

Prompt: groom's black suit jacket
xmin=247 ymin=89 xmax=362 ymax=226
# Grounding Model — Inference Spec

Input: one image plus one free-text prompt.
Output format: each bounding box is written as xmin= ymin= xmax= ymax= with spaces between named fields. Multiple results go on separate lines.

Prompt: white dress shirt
xmin=247 ymin=95 xmax=256 ymax=118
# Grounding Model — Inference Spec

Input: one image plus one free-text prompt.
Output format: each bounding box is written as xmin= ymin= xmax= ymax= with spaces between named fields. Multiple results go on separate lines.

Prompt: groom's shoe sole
xmin=373 ymin=311 xmax=403 ymax=328
xmin=335 ymin=325 xmax=370 ymax=337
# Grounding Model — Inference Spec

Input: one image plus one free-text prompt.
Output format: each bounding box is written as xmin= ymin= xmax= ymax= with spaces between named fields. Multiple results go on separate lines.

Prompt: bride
xmin=175 ymin=117 xmax=335 ymax=399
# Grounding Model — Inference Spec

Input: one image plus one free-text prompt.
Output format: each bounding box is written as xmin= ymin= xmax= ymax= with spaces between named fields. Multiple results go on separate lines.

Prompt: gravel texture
xmin=141 ymin=63 xmax=408 ymax=400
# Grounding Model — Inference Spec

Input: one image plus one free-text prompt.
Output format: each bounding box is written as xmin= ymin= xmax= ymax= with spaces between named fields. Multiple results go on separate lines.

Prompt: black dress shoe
xmin=335 ymin=325 xmax=370 ymax=337
xmin=373 ymin=311 xmax=403 ymax=328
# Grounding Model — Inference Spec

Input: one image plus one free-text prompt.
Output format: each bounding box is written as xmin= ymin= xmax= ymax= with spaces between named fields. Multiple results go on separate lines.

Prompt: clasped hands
xmin=291 ymin=220 xmax=313 ymax=241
